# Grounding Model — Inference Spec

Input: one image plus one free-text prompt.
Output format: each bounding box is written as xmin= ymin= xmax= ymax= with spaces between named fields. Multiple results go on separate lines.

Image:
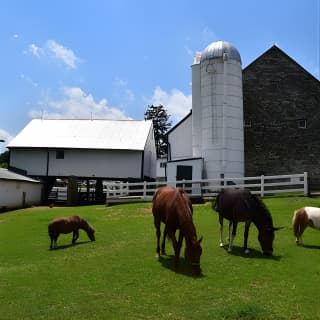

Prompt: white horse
xmin=292 ymin=207 xmax=320 ymax=245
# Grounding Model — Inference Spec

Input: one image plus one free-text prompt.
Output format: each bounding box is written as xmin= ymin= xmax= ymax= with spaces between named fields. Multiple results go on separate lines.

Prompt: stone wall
xmin=243 ymin=46 xmax=320 ymax=189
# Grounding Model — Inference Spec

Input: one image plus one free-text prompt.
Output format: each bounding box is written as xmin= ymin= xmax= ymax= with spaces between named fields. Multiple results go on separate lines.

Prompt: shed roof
xmin=0 ymin=168 xmax=40 ymax=183
xmin=8 ymin=119 xmax=153 ymax=151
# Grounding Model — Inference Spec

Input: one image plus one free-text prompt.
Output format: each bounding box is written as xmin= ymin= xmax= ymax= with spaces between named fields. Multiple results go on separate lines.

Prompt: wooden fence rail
xmin=105 ymin=172 xmax=308 ymax=204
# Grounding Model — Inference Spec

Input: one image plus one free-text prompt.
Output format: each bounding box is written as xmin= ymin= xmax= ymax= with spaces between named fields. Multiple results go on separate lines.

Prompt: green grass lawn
xmin=1 ymin=196 xmax=320 ymax=319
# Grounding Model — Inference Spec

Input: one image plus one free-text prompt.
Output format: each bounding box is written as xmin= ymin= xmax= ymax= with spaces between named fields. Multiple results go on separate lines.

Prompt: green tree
xmin=144 ymin=105 xmax=172 ymax=157
xmin=0 ymin=151 xmax=9 ymax=168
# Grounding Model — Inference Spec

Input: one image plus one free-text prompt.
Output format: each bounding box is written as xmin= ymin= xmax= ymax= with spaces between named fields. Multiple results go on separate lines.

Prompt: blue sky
xmin=0 ymin=0 xmax=319 ymax=152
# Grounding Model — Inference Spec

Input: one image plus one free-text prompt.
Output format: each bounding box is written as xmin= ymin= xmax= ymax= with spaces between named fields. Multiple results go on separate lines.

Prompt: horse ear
xmin=199 ymin=236 xmax=203 ymax=243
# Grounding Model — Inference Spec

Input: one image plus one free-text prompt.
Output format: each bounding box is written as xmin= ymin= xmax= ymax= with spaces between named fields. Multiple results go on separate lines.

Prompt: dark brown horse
xmin=152 ymin=186 xmax=203 ymax=275
xmin=48 ymin=215 xmax=95 ymax=249
xmin=214 ymin=188 xmax=280 ymax=256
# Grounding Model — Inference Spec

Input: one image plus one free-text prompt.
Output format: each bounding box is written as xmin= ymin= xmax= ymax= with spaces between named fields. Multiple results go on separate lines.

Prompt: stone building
xmin=243 ymin=45 xmax=320 ymax=189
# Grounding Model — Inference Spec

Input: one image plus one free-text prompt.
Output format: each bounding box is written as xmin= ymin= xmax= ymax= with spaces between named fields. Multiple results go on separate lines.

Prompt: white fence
xmin=105 ymin=172 xmax=308 ymax=204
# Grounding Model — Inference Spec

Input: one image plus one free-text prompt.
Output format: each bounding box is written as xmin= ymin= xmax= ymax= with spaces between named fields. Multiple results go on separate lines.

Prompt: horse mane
xmin=248 ymin=193 xmax=273 ymax=226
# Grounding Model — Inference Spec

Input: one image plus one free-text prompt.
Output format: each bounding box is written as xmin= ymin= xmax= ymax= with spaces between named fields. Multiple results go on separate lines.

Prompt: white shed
xmin=0 ymin=168 xmax=42 ymax=211
xmin=7 ymin=119 xmax=157 ymax=181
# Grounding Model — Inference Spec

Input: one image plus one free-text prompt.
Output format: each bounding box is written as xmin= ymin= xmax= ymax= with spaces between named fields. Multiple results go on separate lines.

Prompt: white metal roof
xmin=0 ymin=168 xmax=40 ymax=183
xmin=8 ymin=119 xmax=153 ymax=151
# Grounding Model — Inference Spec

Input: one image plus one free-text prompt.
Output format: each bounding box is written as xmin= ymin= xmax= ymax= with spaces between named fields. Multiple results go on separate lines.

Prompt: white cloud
xmin=201 ymin=27 xmax=217 ymax=43
xmin=20 ymin=73 xmax=38 ymax=87
xmin=46 ymin=40 xmax=79 ymax=69
xmin=29 ymin=87 xmax=131 ymax=120
xmin=0 ymin=129 xmax=14 ymax=153
xmin=112 ymin=77 xmax=135 ymax=104
xmin=150 ymin=86 xmax=191 ymax=123
xmin=28 ymin=43 xmax=42 ymax=57
xmin=26 ymin=40 xmax=80 ymax=69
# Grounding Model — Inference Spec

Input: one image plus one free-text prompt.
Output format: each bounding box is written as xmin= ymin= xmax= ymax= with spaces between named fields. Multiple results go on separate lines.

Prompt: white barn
xmin=0 ymin=168 xmax=42 ymax=211
xmin=8 ymin=119 xmax=157 ymax=181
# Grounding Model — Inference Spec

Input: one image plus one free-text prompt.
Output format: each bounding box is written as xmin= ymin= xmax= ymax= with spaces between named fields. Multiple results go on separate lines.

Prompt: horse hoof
xmin=244 ymin=249 xmax=250 ymax=254
xmin=219 ymin=243 xmax=224 ymax=248
xmin=227 ymin=248 xmax=232 ymax=253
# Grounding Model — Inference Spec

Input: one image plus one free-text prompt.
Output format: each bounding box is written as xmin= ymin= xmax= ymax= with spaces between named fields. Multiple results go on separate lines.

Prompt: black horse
xmin=214 ymin=189 xmax=281 ymax=255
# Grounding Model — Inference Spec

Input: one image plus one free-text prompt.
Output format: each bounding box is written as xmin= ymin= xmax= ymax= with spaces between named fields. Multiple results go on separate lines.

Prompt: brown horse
xmin=214 ymin=188 xmax=281 ymax=256
xmin=293 ymin=207 xmax=320 ymax=245
xmin=48 ymin=215 xmax=95 ymax=249
xmin=152 ymin=186 xmax=203 ymax=275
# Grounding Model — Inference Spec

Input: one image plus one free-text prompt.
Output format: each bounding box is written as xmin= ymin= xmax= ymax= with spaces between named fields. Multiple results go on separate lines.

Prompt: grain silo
xmin=192 ymin=40 xmax=244 ymax=180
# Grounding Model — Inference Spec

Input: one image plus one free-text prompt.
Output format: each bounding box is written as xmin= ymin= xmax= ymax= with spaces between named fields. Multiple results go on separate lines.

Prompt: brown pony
xmin=214 ymin=188 xmax=281 ymax=256
xmin=48 ymin=215 xmax=95 ymax=249
xmin=152 ymin=186 xmax=203 ymax=275
xmin=293 ymin=207 xmax=320 ymax=245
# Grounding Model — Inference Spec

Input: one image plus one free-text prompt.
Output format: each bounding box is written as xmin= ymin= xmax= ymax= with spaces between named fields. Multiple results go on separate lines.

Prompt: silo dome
xmin=200 ymin=40 xmax=242 ymax=64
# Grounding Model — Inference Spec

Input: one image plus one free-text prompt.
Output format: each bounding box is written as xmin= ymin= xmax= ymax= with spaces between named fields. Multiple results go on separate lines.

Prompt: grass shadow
xmin=49 ymin=240 xmax=92 ymax=251
xmin=222 ymin=245 xmax=282 ymax=261
xmin=158 ymin=255 xmax=205 ymax=278
xmin=300 ymin=244 xmax=320 ymax=250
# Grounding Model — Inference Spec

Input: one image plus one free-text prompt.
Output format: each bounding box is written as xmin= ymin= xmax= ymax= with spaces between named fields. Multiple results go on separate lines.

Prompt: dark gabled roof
xmin=166 ymin=110 xmax=192 ymax=136
xmin=243 ymin=45 xmax=320 ymax=85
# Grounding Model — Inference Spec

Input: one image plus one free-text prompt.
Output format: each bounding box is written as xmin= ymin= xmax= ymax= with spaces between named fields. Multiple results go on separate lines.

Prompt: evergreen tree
xmin=144 ymin=105 xmax=172 ymax=158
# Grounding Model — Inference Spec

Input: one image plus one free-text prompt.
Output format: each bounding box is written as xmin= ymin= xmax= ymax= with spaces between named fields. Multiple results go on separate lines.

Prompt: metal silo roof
xmin=201 ymin=40 xmax=242 ymax=64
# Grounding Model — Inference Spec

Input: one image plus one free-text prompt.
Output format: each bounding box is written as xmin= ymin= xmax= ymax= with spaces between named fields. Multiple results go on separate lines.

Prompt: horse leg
xmin=244 ymin=221 xmax=251 ymax=254
xmin=50 ymin=236 xmax=54 ymax=249
xmin=154 ymin=220 xmax=161 ymax=258
xmin=297 ymin=225 xmax=307 ymax=245
xmin=219 ymin=214 xmax=224 ymax=247
xmin=228 ymin=221 xmax=237 ymax=252
xmin=161 ymin=228 xmax=167 ymax=255
xmin=177 ymin=230 xmax=183 ymax=255
xmin=53 ymin=234 xmax=59 ymax=248
xmin=167 ymin=230 xmax=180 ymax=271
xmin=72 ymin=230 xmax=79 ymax=244
xmin=228 ymin=221 xmax=232 ymax=245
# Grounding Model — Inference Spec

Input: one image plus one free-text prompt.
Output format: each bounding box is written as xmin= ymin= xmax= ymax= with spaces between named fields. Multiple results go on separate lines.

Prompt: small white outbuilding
xmin=0 ymin=168 xmax=42 ymax=211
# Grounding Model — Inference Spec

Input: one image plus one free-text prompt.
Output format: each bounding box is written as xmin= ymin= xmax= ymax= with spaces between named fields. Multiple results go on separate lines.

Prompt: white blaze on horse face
xmin=305 ymin=207 xmax=320 ymax=229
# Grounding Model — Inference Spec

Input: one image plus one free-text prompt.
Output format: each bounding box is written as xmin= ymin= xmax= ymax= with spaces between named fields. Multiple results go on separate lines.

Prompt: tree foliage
xmin=144 ymin=105 xmax=172 ymax=157
xmin=0 ymin=151 xmax=9 ymax=168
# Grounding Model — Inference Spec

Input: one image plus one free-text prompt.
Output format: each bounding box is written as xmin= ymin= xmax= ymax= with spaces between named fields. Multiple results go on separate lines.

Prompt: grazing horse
xmin=152 ymin=186 xmax=203 ymax=275
xmin=48 ymin=215 xmax=95 ymax=249
xmin=293 ymin=207 xmax=320 ymax=245
xmin=214 ymin=188 xmax=280 ymax=255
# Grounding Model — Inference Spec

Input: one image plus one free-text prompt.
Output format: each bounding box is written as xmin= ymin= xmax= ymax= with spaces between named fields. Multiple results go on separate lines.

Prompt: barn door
xmin=176 ymin=165 xmax=192 ymax=191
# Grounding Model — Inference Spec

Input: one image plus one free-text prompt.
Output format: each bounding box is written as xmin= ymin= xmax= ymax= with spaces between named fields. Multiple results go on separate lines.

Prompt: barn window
xmin=56 ymin=150 xmax=65 ymax=159
xmin=298 ymin=119 xmax=307 ymax=129
xmin=244 ymin=120 xmax=252 ymax=128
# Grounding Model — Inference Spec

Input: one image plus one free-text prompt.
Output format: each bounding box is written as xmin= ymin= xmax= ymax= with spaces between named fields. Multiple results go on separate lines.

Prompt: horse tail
xmin=48 ymin=222 xmax=54 ymax=238
xmin=292 ymin=208 xmax=307 ymax=238
xmin=213 ymin=192 xmax=221 ymax=212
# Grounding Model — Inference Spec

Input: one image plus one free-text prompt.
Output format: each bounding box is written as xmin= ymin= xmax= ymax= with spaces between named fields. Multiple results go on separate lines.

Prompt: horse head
xmin=185 ymin=236 xmax=203 ymax=275
xmin=258 ymin=226 xmax=281 ymax=256
xmin=81 ymin=218 xmax=95 ymax=241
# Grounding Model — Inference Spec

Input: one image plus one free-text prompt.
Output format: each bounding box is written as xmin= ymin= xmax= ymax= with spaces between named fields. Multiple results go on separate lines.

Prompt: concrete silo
xmin=192 ymin=40 xmax=244 ymax=180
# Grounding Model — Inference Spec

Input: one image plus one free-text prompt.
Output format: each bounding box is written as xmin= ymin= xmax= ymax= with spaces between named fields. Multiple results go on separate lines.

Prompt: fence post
xmin=261 ymin=175 xmax=265 ymax=197
xmin=304 ymin=172 xmax=308 ymax=196
xmin=143 ymin=181 xmax=147 ymax=200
